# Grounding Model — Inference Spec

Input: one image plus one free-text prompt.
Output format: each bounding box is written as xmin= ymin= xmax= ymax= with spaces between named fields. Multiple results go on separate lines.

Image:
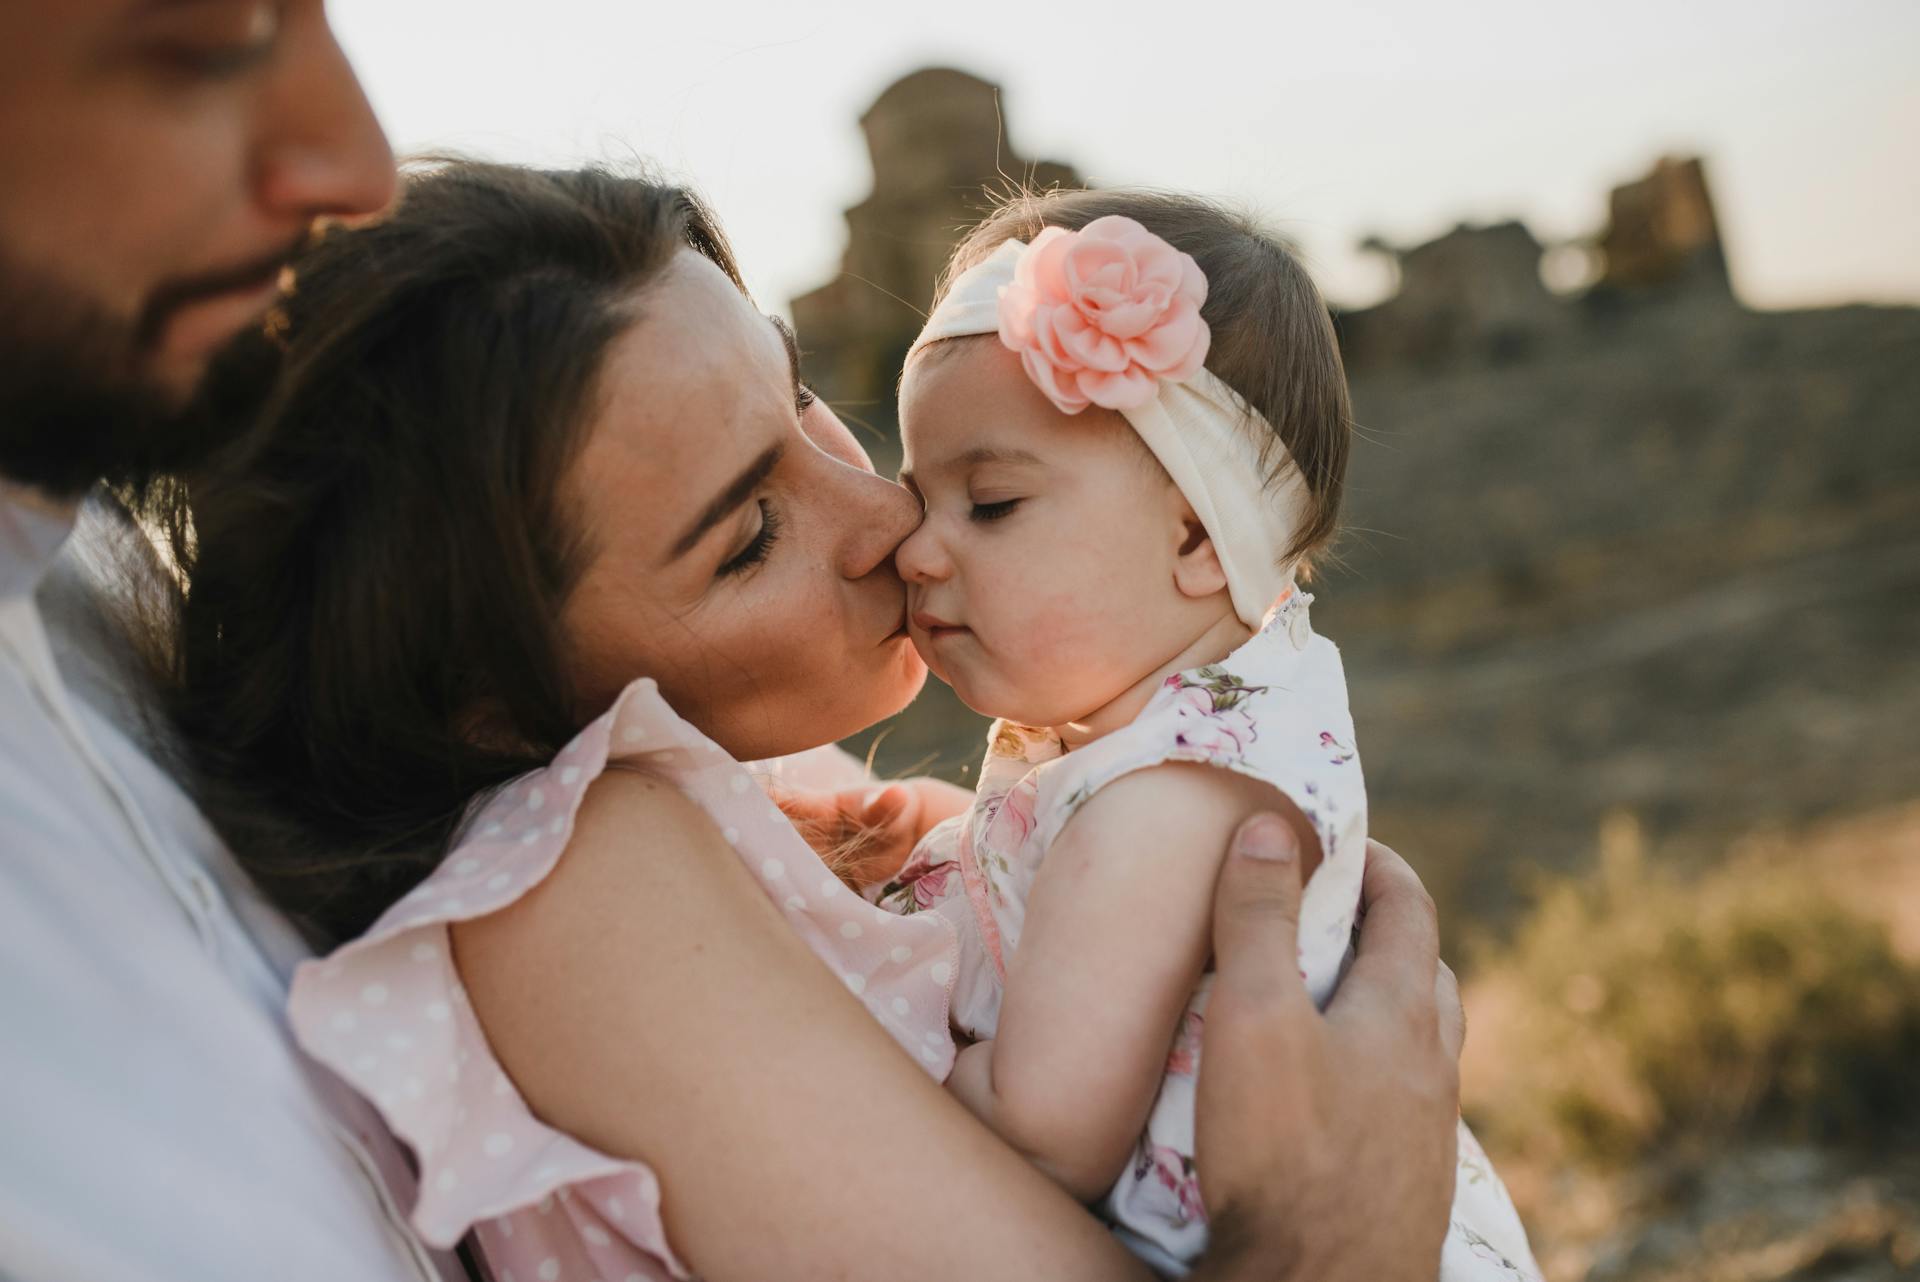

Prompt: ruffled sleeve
xmin=289 ymin=678 xmax=960 ymax=1282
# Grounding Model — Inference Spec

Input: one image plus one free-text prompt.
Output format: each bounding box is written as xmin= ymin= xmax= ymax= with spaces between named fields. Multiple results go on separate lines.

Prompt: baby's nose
xmin=894 ymin=515 xmax=951 ymax=584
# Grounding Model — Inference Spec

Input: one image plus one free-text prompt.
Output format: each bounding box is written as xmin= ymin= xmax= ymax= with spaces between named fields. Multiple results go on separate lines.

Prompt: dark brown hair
xmin=935 ymin=188 xmax=1352 ymax=566
xmin=152 ymin=161 xmax=741 ymax=943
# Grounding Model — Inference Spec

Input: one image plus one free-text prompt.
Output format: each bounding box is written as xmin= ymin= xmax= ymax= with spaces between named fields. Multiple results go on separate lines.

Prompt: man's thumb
xmin=1211 ymin=813 xmax=1308 ymax=1002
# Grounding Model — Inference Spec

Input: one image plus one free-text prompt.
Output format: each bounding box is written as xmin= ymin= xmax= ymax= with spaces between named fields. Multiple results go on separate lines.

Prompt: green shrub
xmin=1469 ymin=814 xmax=1920 ymax=1169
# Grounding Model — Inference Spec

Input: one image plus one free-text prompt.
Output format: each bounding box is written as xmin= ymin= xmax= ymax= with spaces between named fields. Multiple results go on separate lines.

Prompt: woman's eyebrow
xmin=669 ymin=443 xmax=785 ymax=560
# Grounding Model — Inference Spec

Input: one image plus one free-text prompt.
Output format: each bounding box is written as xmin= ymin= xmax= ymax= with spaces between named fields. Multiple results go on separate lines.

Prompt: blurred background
xmin=332 ymin=3 xmax=1920 ymax=1276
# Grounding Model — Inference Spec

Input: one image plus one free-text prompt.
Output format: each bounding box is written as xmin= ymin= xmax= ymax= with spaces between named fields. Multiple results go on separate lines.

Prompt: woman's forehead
xmin=570 ymin=252 xmax=790 ymax=539
xmin=613 ymin=253 xmax=782 ymax=409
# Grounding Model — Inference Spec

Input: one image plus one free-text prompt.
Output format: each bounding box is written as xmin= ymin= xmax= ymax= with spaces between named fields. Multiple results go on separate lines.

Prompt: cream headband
xmin=906 ymin=220 xmax=1306 ymax=629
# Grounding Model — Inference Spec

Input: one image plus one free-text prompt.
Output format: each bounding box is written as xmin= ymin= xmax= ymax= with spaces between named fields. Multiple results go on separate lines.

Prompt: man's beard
xmin=0 ymin=248 xmax=278 ymax=501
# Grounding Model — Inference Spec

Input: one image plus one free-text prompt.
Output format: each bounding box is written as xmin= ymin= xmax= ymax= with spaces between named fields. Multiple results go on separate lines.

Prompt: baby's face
xmin=895 ymin=339 xmax=1205 ymax=728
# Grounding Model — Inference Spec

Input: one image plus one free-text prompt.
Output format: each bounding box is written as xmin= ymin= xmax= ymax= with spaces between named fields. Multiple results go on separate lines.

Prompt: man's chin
xmin=147 ymin=345 xmax=222 ymax=410
xmin=0 ymin=249 xmax=278 ymax=499
xmin=0 ymin=319 xmax=275 ymax=500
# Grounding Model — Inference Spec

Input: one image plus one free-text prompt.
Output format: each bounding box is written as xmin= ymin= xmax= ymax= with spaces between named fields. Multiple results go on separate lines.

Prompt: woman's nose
xmin=835 ymin=467 xmax=925 ymax=581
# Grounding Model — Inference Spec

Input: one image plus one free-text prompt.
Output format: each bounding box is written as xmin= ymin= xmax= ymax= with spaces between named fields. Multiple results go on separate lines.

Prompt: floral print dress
xmin=876 ymin=593 xmax=1541 ymax=1280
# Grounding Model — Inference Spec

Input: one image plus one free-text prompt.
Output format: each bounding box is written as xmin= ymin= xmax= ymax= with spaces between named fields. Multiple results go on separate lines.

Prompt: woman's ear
xmin=1171 ymin=510 xmax=1229 ymax=601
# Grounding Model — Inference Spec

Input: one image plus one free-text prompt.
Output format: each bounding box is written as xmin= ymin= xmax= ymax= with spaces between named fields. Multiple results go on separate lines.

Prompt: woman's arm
xmin=451 ymin=770 xmax=1152 ymax=1282
xmin=944 ymin=763 xmax=1319 ymax=1198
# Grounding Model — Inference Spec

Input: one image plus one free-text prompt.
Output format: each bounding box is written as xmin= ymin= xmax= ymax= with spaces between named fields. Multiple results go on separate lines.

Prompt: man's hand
xmin=769 ymin=777 xmax=972 ymax=888
xmin=1191 ymin=818 xmax=1465 ymax=1282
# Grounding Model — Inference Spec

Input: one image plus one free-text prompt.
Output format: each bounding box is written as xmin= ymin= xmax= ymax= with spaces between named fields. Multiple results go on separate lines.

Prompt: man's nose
xmin=251 ymin=12 xmax=397 ymax=224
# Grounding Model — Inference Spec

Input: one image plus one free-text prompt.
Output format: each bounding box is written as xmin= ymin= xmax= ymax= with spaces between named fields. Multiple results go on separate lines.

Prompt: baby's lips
xmin=911 ymin=609 xmax=964 ymax=633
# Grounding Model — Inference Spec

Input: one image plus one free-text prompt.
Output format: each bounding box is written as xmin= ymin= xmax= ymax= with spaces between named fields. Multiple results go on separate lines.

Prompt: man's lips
xmin=151 ymin=273 xmax=286 ymax=364
xmin=136 ymin=235 xmax=306 ymax=352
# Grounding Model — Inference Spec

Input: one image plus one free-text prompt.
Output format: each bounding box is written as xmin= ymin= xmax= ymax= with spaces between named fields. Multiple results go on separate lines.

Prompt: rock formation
xmin=790 ymin=67 xmax=1078 ymax=418
xmin=1599 ymin=154 xmax=1729 ymax=292
xmin=1344 ymin=220 xmax=1566 ymax=366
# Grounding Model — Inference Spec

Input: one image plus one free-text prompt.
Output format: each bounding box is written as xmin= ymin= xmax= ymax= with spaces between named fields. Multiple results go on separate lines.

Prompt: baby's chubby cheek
xmin=988 ymin=590 xmax=1137 ymax=720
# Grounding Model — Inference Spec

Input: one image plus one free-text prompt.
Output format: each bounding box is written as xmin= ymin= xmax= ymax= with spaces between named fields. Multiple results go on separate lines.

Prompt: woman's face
xmin=559 ymin=250 xmax=927 ymax=763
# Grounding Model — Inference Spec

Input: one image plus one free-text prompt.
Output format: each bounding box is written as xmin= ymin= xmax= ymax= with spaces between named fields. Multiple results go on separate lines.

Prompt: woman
xmin=156 ymin=161 xmax=1462 ymax=1280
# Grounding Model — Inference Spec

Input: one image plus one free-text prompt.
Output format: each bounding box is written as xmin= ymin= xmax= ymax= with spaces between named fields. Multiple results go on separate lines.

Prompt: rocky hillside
xmin=1318 ymin=286 xmax=1920 ymax=931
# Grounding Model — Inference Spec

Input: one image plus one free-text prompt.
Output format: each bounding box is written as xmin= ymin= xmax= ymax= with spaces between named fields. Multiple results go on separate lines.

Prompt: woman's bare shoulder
xmin=568 ymin=766 xmax=721 ymax=865
xmin=451 ymin=766 xmax=742 ymax=967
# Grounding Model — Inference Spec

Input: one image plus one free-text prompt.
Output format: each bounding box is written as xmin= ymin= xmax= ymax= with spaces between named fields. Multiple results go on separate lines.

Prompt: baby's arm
xmin=946 ymin=762 xmax=1322 ymax=1201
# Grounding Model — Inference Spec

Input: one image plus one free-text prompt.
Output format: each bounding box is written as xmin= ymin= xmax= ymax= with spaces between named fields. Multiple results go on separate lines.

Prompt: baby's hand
xmin=770 ymin=778 xmax=971 ymax=888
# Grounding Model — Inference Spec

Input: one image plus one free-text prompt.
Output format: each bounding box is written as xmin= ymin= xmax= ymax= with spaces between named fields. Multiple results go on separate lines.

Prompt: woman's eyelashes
xmin=968 ymin=498 xmax=1021 ymax=523
xmin=718 ymin=500 xmax=782 ymax=578
xmin=796 ymin=384 xmax=817 ymax=415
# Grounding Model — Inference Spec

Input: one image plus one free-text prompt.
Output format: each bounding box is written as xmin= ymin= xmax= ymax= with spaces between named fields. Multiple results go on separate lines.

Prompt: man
xmin=0 ymin=3 xmax=1462 ymax=1279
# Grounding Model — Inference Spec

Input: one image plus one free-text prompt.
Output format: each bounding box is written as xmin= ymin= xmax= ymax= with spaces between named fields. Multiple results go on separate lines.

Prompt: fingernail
xmin=1237 ymin=814 xmax=1296 ymax=862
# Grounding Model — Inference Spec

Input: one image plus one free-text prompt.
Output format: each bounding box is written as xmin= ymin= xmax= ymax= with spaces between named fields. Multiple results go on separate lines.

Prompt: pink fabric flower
xmin=996 ymin=216 xmax=1210 ymax=414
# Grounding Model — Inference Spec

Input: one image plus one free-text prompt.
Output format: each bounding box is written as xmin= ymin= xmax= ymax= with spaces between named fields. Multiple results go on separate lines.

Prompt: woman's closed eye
xmin=718 ymin=500 xmax=782 ymax=577
xmin=969 ymin=498 xmax=1022 ymax=523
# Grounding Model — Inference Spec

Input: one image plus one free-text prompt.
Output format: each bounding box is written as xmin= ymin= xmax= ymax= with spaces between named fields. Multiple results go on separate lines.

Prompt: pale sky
xmin=331 ymin=0 xmax=1920 ymax=316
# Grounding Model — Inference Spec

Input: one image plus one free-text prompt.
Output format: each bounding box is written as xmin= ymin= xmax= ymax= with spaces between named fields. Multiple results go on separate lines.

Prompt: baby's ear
xmin=1171 ymin=512 xmax=1229 ymax=601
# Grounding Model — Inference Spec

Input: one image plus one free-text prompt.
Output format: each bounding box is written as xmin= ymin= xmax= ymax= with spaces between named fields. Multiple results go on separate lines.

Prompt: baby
xmin=876 ymin=191 xmax=1540 ymax=1280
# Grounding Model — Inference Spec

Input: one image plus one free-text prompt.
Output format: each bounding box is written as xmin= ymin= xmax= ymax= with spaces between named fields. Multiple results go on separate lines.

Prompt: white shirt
xmin=0 ymin=486 xmax=464 ymax=1282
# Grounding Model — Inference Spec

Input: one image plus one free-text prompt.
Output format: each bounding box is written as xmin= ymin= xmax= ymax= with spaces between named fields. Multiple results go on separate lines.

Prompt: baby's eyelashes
xmin=968 ymin=498 xmax=1022 ymax=523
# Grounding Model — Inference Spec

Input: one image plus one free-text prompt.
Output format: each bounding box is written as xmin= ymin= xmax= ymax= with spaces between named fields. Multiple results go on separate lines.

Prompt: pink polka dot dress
xmin=288 ymin=678 xmax=962 ymax=1282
